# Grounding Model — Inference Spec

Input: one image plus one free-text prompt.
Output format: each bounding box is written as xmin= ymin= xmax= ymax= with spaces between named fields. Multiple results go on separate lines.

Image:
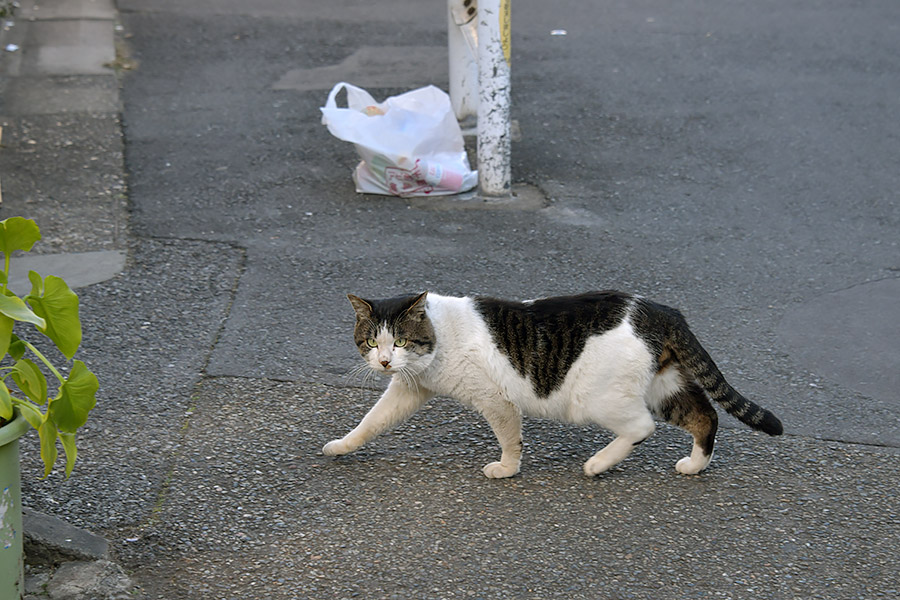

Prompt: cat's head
xmin=347 ymin=292 xmax=436 ymax=374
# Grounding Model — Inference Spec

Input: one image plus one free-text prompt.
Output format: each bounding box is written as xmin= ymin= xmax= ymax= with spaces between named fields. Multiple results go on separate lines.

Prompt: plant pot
xmin=1 ymin=411 xmax=30 ymax=600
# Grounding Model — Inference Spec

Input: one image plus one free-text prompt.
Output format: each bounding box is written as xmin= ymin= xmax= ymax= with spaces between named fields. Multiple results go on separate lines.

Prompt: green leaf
xmin=49 ymin=360 xmax=98 ymax=433
xmin=15 ymin=400 xmax=44 ymax=429
xmin=0 ymin=380 xmax=11 ymax=421
xmin=28 ymin=270 xmax=43 ymax=297
xmin=0 ymin=313 xmax=12 ymax=359
xmin=25 ymin=274 xmax=81 ymax=359
xmin=59 ymin=432 xmax=78 ymax=477
xmin=39 ymin=419 xmax=59 ymax=477
xmin=8 ymin=334 xmax=25 ymax=361
xmin=0 ymin=217 xmax=42 ymax=257
xmin=0 ymin=293 xmax=46 ymax=328
xmin=11 ymin=359 xmax=48 ymax=405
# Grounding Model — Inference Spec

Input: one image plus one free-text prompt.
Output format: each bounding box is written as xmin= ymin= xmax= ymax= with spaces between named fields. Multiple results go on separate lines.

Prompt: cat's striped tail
xmin=669 ymin=320 xmax=783 ymax=436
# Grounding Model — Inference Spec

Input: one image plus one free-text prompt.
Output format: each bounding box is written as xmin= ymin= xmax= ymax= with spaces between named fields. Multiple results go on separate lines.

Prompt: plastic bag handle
xmin=325 ymin=82 xmax=350 ymax=109
xmin=324 ymin=81 xmax=373 ymax=110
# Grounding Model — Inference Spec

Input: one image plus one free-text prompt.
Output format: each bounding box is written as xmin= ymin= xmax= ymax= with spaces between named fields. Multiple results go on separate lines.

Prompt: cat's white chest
xmin=416 ymin=296 xmax=517 ymax=403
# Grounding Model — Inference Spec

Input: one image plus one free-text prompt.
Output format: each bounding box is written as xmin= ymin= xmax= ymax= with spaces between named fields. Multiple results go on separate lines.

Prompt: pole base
xmin=407 ymin=182 xmax=545 ymax=211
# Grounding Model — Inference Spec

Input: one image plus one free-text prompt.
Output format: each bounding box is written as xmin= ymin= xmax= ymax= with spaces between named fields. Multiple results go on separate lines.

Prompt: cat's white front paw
xmin=583 ymin=455 xmax=613 ymax=477
xmin=482 ymin=461 xmax=519 ymax=479
xmin=323 ymin=439 xmax=353 ymax=456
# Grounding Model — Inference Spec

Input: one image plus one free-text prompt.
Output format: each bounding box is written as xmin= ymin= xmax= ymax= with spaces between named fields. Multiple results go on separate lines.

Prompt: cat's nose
xmin=380 ymin=360 xmax=391 ymax=369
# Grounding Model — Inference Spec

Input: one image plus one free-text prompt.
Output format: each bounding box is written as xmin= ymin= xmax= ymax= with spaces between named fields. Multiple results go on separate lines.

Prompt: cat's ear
xmin=347 ymin=294 xmax=373 ymax=319
xmin=404 ymin=292 xmax=429 ymax=320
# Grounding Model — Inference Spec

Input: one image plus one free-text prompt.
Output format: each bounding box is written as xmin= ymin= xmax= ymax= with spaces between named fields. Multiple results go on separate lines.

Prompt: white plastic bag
xmin=320 ymin=82 xmax=477 ymax=197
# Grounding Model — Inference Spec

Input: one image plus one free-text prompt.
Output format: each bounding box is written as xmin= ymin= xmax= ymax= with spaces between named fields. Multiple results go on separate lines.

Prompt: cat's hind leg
xmin=582 ymin=410 xmax=656 ymax=476
xmin=657 ymin=382 xmax=718 ymax=474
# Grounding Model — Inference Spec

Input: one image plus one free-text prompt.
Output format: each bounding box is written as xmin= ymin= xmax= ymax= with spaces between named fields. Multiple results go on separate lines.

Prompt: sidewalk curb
xmin=23 ymin=507 xmax=109 ymax=567
xmin=22 ymin=509 xmax=137 ymax=600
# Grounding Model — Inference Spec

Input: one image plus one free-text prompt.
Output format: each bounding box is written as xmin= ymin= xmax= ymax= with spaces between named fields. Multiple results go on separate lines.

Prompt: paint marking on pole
xmin=500 ymin=0 xmax=511 ymax=66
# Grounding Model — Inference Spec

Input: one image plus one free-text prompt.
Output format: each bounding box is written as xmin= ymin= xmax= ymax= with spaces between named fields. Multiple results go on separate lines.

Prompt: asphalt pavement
xmin=1 ymin=0 xmax=898 ymax=598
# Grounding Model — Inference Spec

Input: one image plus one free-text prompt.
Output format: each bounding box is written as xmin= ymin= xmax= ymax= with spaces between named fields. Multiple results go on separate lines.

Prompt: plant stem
xmin=22 ymin=340 xmax=65 ymax=385
xmin=1 ymin=252 xmax=8 ymax=293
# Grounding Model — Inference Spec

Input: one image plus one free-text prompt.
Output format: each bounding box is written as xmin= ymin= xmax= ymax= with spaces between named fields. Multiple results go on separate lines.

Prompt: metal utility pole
xmin=448 ymin=0 xmax=512 ymax=197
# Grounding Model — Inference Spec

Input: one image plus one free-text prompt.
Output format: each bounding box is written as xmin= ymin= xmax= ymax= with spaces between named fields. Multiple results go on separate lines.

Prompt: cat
xmin=323 ymin=291 xmax=783 ymax=478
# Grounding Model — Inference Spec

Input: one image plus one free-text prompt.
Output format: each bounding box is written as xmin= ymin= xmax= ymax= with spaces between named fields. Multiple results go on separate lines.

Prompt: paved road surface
xmin=2 ymin=0 xmax=898 ymax=598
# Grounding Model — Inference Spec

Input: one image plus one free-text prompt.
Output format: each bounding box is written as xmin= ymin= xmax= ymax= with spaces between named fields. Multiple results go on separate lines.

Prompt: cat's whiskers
xmin=344 ymin=362 xmax=380 ymax=390
xmin=395 ymin=364 xmax=423 ymax=397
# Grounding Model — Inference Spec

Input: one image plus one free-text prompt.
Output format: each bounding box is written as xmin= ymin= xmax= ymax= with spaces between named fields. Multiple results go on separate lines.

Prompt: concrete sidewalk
xmin=2 ymin=0 xmax=899 ymax=599
xmin=1 ymin=0 xmax=134 ymax=597
xmin=0 ymin=0 xmax=126 ymax=284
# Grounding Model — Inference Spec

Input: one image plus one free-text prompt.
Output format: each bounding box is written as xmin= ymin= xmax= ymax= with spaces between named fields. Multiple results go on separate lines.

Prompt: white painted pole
xmin=476 ymin=0 xmax=511 ymax=196
xmin=447 ymin=0 xmax=479 ymax=123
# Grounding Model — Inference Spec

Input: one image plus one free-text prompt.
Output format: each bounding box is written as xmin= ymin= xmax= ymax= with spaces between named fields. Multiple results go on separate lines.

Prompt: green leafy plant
xmin=0 ymin=217 xmax=98 ymax=477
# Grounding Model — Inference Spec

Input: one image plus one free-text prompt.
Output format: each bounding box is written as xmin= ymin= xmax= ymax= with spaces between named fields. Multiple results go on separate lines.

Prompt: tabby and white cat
xmin=323 ymin=291 xmax=782 ymax=478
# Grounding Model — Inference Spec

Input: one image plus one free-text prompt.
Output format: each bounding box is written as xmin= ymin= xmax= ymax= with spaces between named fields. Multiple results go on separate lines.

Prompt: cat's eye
xmin=394 ymin=338 xmax=408 ymax=347
xmin=365 ymin=338 xmax=378 ymax=348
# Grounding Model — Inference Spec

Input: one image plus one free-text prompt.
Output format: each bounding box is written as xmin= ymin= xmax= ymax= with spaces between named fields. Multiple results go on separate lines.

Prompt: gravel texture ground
xmin=126 ymin=378 xmax=900 ymax=600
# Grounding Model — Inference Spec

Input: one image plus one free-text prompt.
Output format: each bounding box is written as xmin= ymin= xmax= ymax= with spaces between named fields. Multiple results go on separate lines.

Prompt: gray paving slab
xmin=3 ymin=0 xmax=117 ymax=78
xmin=21 ymin=20 xmax=115 ymax=76
xmin=778 ymin=277 xmax=900 ymax=410
xmin=273 ymin=45 xmax=449 ymax=92
xmin=1 ymin=74 xmax=120 ymax=115
xmin=7 ymin=250 xmax=127 ymax=294
xmin=18 ymin=0 xmax=117 ymax=21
